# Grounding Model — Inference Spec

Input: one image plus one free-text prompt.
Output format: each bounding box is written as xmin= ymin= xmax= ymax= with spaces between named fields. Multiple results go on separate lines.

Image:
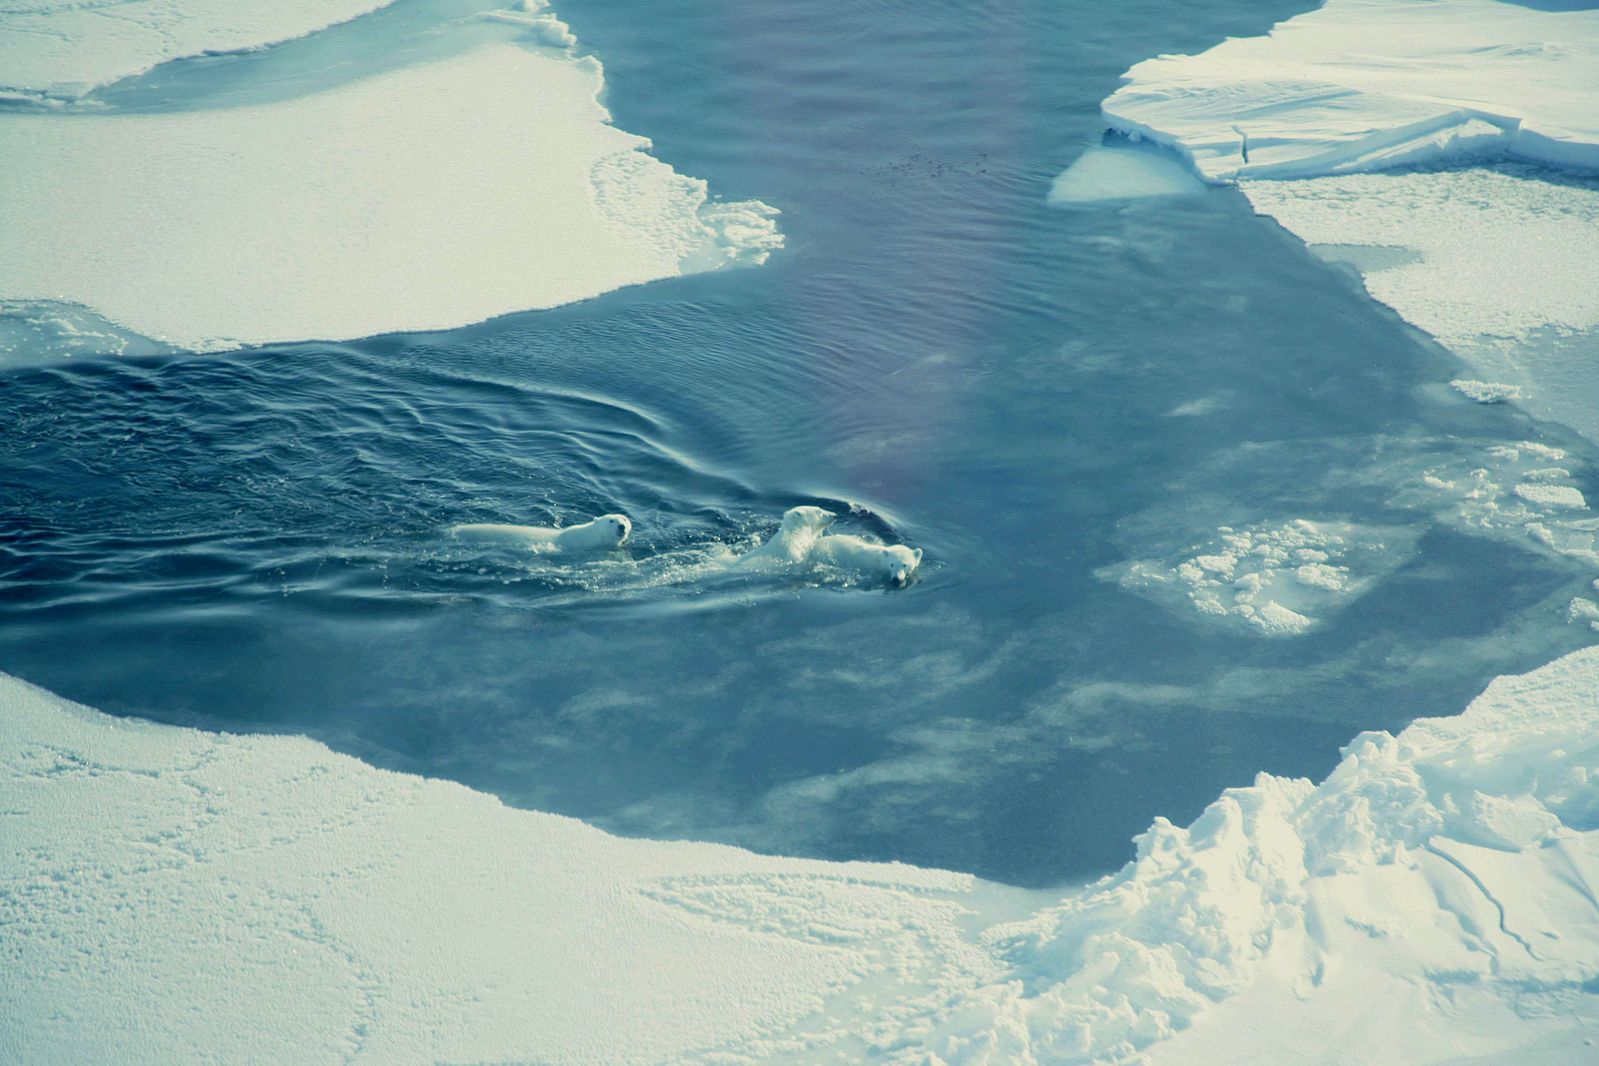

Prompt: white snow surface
xmin=7 ymin=646 xmax=1599 ymax=1062
xmin=0 ymin=0 xmax=398 ymax=97
xmin=0 ymin=8 xmax=782 ymax=352
xmin=1103 ymin=0 xmax=1599 ymax=182
xmin=1243 ymin=167 xmax=1599 ymax=351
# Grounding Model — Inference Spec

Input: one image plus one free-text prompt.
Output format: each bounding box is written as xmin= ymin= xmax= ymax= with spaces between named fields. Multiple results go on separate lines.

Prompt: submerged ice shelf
xmin=5 ymin=648 xmax=1599 ymax=1061
xmin=0 ymin=3 xmax=781 ymax=353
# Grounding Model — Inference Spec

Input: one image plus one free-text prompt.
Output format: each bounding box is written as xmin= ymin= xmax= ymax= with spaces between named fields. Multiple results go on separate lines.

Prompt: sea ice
xmin=1401 ymin=440 xmax=1599 ymax=570
xmin=1451 ymin=379 xmax=1524 ymax=404
xmin=1102 ymin=0 xmax=1599 ymax=182
xmin=0 ymin=0 xmax=400 ymax=99
xmin=1109 ymin=518 xmax=1417 ymax=635
xmin=0 ymin=39 xmax=782 ymax=352
xmin=1516 ymin=483 xmax=1589 ymax=511
xmin=6 ymin=646 xmax=1599 ymax=1061
xmin=1242 ymin=168 xmax=1599 ymax=354
xmin=0 ymin=299 xmax=172 ymax=365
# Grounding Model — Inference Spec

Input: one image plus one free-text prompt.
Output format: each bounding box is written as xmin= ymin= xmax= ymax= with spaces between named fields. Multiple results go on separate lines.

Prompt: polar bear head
xmin=595 ymin=513 xmax=632 ymax=546
xmin=553 ymin=513 xmax=631 ymax=551
xmin=777 ymin=506 xmax=836 ymax=537
xmin=881 ymin=544 xmax=923 ymax=587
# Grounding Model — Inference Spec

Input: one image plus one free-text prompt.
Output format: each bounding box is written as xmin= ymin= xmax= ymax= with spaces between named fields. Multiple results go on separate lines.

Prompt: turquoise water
xmin=3 ymin=0 xmax=1597 ymax=886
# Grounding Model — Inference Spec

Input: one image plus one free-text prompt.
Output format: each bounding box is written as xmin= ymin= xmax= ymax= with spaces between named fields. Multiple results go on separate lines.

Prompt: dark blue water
xmin=3 ymin=0 xmax=1596 ymax=886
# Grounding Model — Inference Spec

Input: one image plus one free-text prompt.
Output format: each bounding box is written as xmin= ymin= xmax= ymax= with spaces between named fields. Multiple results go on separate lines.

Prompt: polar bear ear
xmin=912 ymin=548 xmax=923 ymax=564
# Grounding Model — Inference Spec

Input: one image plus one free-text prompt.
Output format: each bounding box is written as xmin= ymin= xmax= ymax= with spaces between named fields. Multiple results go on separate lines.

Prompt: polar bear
xmin=738 ymin=506 xmax=923 ymax=586
xmin=737 ymin=505 xmax=837 ymax=567
xmin=450 ymin=513 xmax=631 ymax=553
xmin=812 ymin=534 xmax=923 ymax=588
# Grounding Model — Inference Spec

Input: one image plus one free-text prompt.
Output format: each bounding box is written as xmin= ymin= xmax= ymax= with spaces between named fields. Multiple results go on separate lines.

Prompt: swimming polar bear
xmin=738 ymin=506 xmax=837 ymax=566
xmin=451 ymin=513 xmax=631 ymax=553
xmin=814 ymin=533 xmax=922 ymax=588
xmin=739 ymin=506 xmax=923 ymax=586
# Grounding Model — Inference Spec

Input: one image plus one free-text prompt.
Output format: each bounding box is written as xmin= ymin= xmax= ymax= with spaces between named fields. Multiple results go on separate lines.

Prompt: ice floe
xmin=1400 ymin=439 xmax=1599 ymax=571
xmin=1452 ymin=379 xmax=1525 ymax=404
xmin=0 ymin=8 xmax=782 ymax=353
xmin=1242 ymin=166 xmax=1599 ymax=355
xmin=1102 ymin=0 xmax=1599 ymax=182
xmin=1085 ymin=0 xmax=1599 ymax=442
xmin=0 ymin=0 xmax=400 ymax=99
xmin=1109 ymin=518 xmax=1418 ymax=635
xmin=6 ymin=643 xmax=1599 ymax=1061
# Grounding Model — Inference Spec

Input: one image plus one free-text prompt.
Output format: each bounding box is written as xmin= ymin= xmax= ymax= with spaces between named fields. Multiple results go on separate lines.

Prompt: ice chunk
xmin=1398 ymin=440 xmax=1599 ymax=568
xmin=1516 ymin=482 xmax=1589 ymax=510
xmin=1451 ymin=379 xmax=1524 ymax=404
xmin=1109 ymin=518 xmax=1417 ymax=636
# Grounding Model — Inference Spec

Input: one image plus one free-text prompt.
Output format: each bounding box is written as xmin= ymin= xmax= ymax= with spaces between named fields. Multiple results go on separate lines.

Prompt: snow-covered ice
xmin=0 ymin=8 xmax=781 ymax=353
xmin=1243 ymin=164 xmax=1599 ymax=443
xmin=1242 ymin=167 xmax=1599 ymax=356
xmin=1517 ymin=482 xmax=1589 ymax=512
xmin=6 ymin=645 xmax=1599 ymax=1061
xmin=0 ymin=0 xmax=400 ymax=99
xmin=1103 ymin=0 xmax=1599 ymax=182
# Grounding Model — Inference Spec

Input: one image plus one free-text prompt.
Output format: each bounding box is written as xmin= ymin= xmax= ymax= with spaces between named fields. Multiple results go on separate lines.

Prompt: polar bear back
xmin=809 ymin=533 xmax=883 ymax=568
xmin=451 ymin=514 xmax=630 ymax=553
xmin=452 ymin=522 xmax=563 ymax=547
xmin=739 ymin=507 xmax=923 ymax=586
xmin=811 ymin=534 xmax=922 ymax=584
